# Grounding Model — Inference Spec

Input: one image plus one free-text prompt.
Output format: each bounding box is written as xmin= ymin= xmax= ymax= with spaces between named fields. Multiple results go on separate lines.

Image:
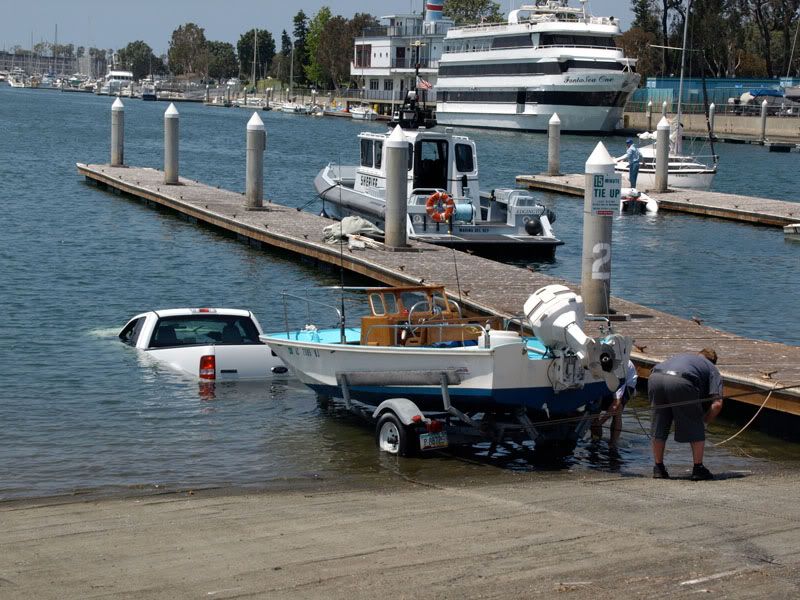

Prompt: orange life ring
xmin=425 ymin=191 xmax=455 ymax=223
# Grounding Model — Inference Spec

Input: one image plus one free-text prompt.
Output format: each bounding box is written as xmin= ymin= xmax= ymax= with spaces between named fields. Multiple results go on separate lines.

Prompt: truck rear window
xmin=150 ymin=315 xmax=262 ymax=348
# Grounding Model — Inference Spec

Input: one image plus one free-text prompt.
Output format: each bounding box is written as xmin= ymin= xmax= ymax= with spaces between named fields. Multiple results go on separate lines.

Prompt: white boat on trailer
xmin=262 ymin=284 xmax=632 ymax=456
xmin=314 ymin=94 xmax=563 ymax=258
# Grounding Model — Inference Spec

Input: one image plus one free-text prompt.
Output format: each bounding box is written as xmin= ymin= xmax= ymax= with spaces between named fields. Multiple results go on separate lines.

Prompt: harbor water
xmin=1 ymin=87 xmax=798 ymax=500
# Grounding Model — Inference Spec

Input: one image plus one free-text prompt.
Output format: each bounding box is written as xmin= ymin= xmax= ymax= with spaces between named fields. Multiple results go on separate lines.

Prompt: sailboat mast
xmin=252 ymin=29 xmax=258 ymax=90
xmin=675 ymin=0 xmax=691 ymax=140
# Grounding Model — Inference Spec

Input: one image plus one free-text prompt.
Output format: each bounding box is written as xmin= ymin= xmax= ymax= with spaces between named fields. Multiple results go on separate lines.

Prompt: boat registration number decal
xmin=456 ymin=226 xmax=490 ymax=233
xmin=287 ymin=347 xmax=320 ymax=357
xmin=419 ymin=431 xmax=448 ymax=451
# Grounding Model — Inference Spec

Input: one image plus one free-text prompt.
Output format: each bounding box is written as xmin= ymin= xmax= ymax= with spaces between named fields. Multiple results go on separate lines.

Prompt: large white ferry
xmin=435 ymin=1 xmax=640 ymax=132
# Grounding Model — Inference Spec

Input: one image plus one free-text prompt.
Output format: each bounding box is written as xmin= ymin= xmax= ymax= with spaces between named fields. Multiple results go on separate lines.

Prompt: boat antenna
xmin=699 ymin=53 xmax=718 ymax=165
xmin=451 ymin=247 xmax=463 ymax=305
xmin=338 ymin=152 xmax=346 ymax=344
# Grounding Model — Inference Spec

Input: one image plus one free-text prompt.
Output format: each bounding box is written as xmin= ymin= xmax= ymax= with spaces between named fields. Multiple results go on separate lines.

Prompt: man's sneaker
xmin=691 ymin=464 xmax=714 ymax=481
xmin=653 ymin=464 xmax=670 ymax=479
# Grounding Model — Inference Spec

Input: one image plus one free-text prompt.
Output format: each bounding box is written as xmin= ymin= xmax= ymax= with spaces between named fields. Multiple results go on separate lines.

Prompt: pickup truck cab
xmin=119 ymin=308 xmax=285 ymax=381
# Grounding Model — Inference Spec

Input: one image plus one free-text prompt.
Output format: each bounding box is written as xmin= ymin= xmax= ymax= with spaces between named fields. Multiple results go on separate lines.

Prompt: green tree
xmin=631 ymin=0 xmax=660 ymax=34
xmin=293 ymin=10 xmax=309 ymax=85
xmin=237 ymin=29 xmax=276 ymax=82
xmin=117 ymin=40 xmax=162 ymax=79
xmin=304 ymin=6 xmax=332 ymax=86
xmin=443 ymin=0 xmax=503 ymax=26
xmin=168 ymin=22 xmax=208 ymax=76
xmin=207 ymin=41 xmax=238 ymax=81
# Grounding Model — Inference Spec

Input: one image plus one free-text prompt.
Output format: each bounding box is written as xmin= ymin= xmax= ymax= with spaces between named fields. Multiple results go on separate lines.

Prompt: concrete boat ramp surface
xmin=2 ymin=467 xmax=799 ymax=598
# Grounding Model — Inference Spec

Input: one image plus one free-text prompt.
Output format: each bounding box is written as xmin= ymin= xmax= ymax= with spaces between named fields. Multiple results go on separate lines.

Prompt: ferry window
xmin=369 ymin=293 xmax=385 ymax=316
xmin=375 ymin=142 xmax=383 ymax=169
xmin=455 ymin=144 xmax=474 ymax=172
xmin=360 ymin=139 xmax=374 ymax=167
xmin=491 ymin=34 xmax=533 ymax=49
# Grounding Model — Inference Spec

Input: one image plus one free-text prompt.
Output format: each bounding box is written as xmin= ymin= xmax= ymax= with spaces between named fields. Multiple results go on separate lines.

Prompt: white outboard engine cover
xmin=524 ymin=285 xmax=589 ymax=359
xmin=524 ymin=285 xmax=631 ymax=391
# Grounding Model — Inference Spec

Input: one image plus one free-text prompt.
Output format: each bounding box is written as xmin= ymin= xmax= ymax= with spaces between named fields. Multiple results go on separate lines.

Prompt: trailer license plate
xmin=419 ymin=431 xmax=448 ymax=451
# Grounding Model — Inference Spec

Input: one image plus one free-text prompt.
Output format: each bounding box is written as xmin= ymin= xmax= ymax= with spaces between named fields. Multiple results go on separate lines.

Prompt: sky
xmin=1 ymin=1 xmax=633 ymax=55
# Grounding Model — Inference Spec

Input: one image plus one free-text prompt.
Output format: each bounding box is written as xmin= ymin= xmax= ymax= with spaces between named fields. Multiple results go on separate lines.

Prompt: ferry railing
xmin=363 ymin=322 xmax=492 ymax=349
xmin=625 ymin=100 xmax=800 ymax=118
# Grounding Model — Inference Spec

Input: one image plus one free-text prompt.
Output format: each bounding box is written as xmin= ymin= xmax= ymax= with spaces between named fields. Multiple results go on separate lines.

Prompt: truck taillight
xmin=199 ymin=355 xmax=216 ymax=380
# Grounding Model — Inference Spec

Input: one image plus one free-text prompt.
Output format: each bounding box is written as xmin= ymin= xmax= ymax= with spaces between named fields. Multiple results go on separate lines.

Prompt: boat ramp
xmin=77 ymin=162 xmax=800 ymax=427
xmin=515 ymin=173 xmax=799 ymax=228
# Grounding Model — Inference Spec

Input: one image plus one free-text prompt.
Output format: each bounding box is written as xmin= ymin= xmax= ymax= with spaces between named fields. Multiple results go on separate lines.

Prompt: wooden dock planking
xmin=78 ymin=163 xmax=800 ymax=416
xmin=515 ymin=173 xmax=800 ymax=227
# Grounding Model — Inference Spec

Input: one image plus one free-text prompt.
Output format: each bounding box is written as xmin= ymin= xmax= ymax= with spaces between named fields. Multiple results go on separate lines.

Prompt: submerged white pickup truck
xmin=119 ymin=308 xmax=286 ymax=380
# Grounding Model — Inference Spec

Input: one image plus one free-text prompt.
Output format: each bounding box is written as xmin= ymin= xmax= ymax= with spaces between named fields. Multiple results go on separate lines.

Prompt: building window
xmin=354 ymin=44 xmax=371 ymax=68
xmin=384 ymin=80 xmax=394 ymax=91
xmin=369 ymin=79 xmax=379 ymax=90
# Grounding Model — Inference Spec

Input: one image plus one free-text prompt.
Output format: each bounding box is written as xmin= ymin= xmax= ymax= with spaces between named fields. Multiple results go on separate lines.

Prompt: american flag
xmin=416 ymin=77 xmax=433 ymax=90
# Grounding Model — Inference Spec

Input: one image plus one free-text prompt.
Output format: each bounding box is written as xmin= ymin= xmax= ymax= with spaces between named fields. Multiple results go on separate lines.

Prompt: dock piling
xmin=205 ymin=85 xmax=210 ymax=104
xmin=110 ymin=98 xmax=124 ymax=167
xmin=547 ymin=113 xmax=561 ymax=176
xmin=708 ymin=102 xmax=716 ymax=138
xmin=654 ymin=116 xmax=670 ymax=192
xmin=646 ymin=100 xmax=653 ymax=131
xmin=245 ymin=112 xmax=266 ymax=209
xmin=760 ymin=99 xmax=768 ymax=142
xmin=661 ymin=100 xmax=668 ymax=117
xmin=164 ymin=103 xmax=179 ymax=185
xmin=581 ymin=143 xmax=618 ymax=315
xmin=384 ymin=125 xmax=409 ymax=249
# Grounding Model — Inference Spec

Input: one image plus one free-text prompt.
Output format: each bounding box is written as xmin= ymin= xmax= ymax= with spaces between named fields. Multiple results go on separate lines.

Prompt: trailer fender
xmin=372 ymin=398 xmax=424 ymax=426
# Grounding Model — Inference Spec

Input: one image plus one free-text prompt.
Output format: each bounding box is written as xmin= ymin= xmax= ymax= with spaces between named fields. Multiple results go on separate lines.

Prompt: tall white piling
xmin=708 ymin=102 xmax=716 ymax=138
xmin=164 ymin=103 xmax=179 ymax=185
xmin=245 ymin=112 xmax=266 ymax=209
xmin=760 ymin=99 xmax=768 ymax=141
xmin=110 ymin=97 xmax=124 ymax=166
xmin=662 ymin=100 xmax=668 ymax=117
xmin=547 ymin=113 xmax=561 ymax=176
xmin=581 ymin=143 xmax=619 ymax=315
xmin=647 ymin=100 xmax=653 ymax=131
xmin=384 ymin=125 xmax=409 ymax=249
xmin=205 ymin=85 xmax=210 ymax=104
xmin=654 ymin=116 xmax=671 ymax=193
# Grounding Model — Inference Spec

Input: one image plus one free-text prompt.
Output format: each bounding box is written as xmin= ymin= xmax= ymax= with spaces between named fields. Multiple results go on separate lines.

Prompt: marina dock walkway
xmin=77 ymin=163 xmax=800 ymax=418
xmin=515 ymin=173 xmax=799 ymax=227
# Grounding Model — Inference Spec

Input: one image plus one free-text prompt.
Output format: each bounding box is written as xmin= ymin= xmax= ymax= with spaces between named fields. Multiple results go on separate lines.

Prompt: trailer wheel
xmin=375 ymin=413 xmax=416 ymax=457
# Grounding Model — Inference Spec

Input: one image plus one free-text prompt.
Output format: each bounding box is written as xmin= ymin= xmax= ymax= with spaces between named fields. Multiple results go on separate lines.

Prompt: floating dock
xmin=515 ymin=173 xmax=799 ymax=228
xmin=77 ymin=163 xmax=800 ymax=424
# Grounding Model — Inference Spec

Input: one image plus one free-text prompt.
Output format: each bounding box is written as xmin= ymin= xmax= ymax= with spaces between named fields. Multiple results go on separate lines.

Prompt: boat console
xmin=360 ymin=286 xmax=502 ymax=347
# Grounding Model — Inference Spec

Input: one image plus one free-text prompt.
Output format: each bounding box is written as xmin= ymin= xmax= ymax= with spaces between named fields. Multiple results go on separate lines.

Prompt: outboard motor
xmin=524 ymin=284 xmax=631 ymax=392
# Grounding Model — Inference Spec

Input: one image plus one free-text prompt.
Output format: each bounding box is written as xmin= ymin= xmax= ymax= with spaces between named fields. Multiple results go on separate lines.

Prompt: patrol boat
xmin=313 ymin=93 xmax=563 ymax=258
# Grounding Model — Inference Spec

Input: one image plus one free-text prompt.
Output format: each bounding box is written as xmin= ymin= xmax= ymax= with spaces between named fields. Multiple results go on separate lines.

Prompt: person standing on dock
xmin=648 ymin=349 xmax=724 ymax=481
xmin=623 ymin=138 xmax=641 ymax=188
xmin=591 ymin=360 xmax=637 ymax=448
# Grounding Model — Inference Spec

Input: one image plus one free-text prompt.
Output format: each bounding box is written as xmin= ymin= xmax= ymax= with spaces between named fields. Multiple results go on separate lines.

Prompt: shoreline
xmin=2 ymin=467 xmax=799 ymax=598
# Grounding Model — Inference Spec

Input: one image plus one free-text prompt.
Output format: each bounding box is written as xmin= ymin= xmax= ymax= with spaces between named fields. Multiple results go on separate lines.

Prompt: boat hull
xmin=436 ymin=104 xmax=626 ymax=133
xmin=616 ymin=166 xmax=716 ymax=190
xmin=314 ymin=168 xmax=562 ymax=258
xmin=264 ymin=331 xmax=607 ymax=416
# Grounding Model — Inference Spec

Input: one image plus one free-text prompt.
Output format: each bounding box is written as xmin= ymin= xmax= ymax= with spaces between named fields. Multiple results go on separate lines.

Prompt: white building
xmin=349 ymin=2 xmax=453 ymax=108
